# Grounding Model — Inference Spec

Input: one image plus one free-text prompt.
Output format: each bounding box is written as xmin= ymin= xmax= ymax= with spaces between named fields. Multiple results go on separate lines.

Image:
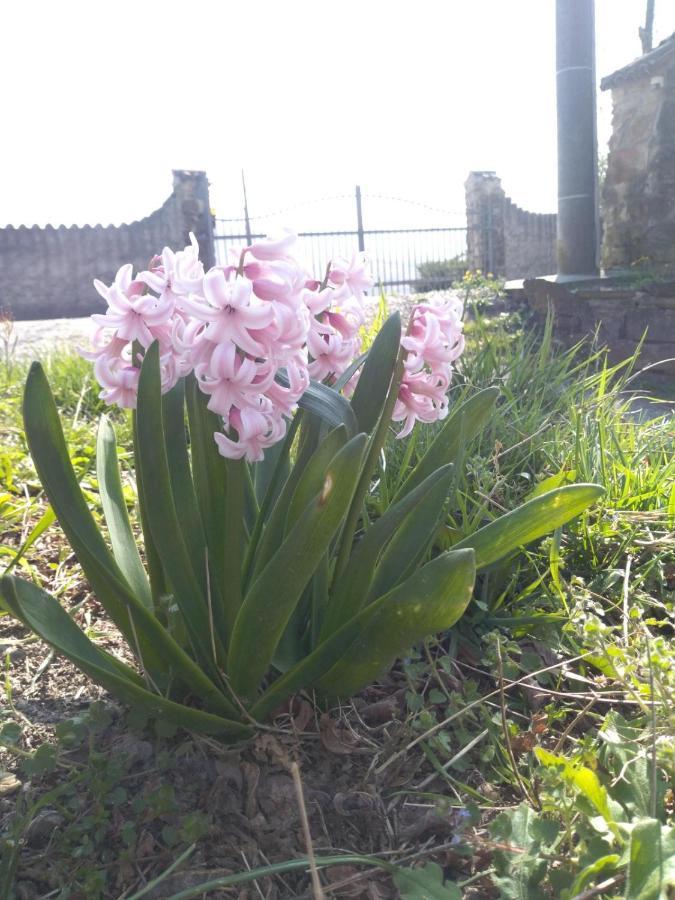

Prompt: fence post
xmin=172 ymin=170 xmax=216 ymax=269
xmin=355 ymin=185 xmax=365 ymax=252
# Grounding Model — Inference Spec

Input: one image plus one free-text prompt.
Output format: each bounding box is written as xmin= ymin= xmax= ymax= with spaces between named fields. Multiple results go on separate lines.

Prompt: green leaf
xmin=535 ymin=748 xmax=621 ymax=841
xmin=350 ymin=313 xmax=401 ymax=433
xmin=250 ymin=425 xmax=347 ymax=584
xmin=285 ymin=426 xmax=348 ymax=533
xmin=21 ymin=361 xmax=239 ymax=708
xmin=1 ymin=571 xmax=240 ymax=721
xmin=278 ymin=371 xmax=358 ymax=436
xmin=1 ymin=573 xmax=143 ymax=687
xmin=161 ymin=381 xmax=209 ymax=597
xmin=568 ymin=854 xmax=620 ymax=898
xmin=185 ymin=373 xmax=229 ymax=606
xmin=314 ymin=548 xmax=475 ymax=700
xmin=625 ymin=820 xmax=675 ymax=900
xmin=222 ymin=458 xmax=245 ymax=634
xmin=228 ymin=433 xmax=367 ymax=703
xmin=489 ymin=803 xmax=554 ymax=900
xmin=22 ymin=362 xmax=161 ymax=667
xmin=393 ymin=861 xmax=461 ymax=899
xmin=453 ymin=484 xmax=605 ymax=570
xmin=2 ymin=504 xmax=55 ymax=576
xmin=1 ymin=576 xmax=249 ymax=738
xmin=527 ymin=469 xmax=577 ymax=499
xmin=96 ymin=416 xmax=152 ymax=609
xmin=251 ymin=550 xmax=474 ymax=720
xmin=322 ymin=465 xmax=454 ymax=638
xmin=136 ymin=344 xmax=225 ymax=671
xmin=396 ymin=387 xmax=499 ymax=500
xmin=365 ymin=465 xmax=455 ymax=602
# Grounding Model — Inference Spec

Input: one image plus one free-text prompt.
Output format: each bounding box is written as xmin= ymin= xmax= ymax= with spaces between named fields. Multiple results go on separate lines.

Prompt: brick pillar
xmin=465 ymin=171 xmax=506 ymax=275
xmin=171 ymin=170 xmax=216 ymax=269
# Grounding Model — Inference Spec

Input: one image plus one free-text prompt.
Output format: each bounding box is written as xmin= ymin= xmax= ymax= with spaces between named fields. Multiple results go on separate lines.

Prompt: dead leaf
xmin=320 ymin=714 xmax=358 ymax=755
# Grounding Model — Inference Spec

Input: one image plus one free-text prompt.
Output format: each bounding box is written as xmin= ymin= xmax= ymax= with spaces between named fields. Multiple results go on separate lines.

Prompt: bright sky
xmin=2 ymin=0 xmax=673 ymax=228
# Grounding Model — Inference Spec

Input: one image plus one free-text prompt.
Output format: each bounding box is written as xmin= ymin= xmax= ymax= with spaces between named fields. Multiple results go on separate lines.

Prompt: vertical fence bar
xmin=355 ymin=185 xmax=365 ymax=252
xmin=242 ymin=170 xmax=253 ymax=246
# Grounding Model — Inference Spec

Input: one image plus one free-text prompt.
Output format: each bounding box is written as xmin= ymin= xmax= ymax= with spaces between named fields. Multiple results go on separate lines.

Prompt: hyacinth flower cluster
xmin=393 ymin=296 xmax=465 ymax=438
xmin=82 ymin=231 xmax=464 ymax=460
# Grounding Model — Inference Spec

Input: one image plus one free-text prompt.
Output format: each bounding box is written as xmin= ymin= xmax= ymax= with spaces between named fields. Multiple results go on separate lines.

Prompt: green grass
xmin=1 ymin=312 xmax=674 ymax=898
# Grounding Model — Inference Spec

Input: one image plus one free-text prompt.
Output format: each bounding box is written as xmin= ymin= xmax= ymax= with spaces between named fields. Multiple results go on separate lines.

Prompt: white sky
xmin=2 ymin=0 xmax=673 ymax=228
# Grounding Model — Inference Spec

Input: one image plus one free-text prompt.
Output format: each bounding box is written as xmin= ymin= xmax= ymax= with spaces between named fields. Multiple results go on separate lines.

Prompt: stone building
xmin=601 ymin=33 xmax=675 ymax=272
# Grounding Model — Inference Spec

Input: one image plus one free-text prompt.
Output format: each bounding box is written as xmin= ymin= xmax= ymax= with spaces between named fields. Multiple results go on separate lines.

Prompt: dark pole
xmin=242 ymin=169 xmax=253 ymax=246
xmin=556 ymin=0 xmax=599 ymax=275
xmin=355 ymin=185 xmax=365 ymax=252
xmin=639 ymin=0 xmax=655 ymax=53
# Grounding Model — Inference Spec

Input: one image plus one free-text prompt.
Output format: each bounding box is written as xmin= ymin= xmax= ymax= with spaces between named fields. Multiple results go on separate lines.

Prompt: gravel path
xmin=9 ymin=294 xmax=422 ymax=363
xmin=10 ymin=317 xmax=93 ymax=360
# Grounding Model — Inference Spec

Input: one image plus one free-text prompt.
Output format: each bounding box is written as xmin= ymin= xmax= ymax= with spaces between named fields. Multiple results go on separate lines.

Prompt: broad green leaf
xmin=527 ymin=469 xmax=577 ymax=499
xmin=285 ymin=426 xmax=348 ymax=533
xmin=251 ymin=551 xmax=474 ymax=719
xmin=222 ymin=457 xmax=245 ymax=634
xmin=137 ymin=344 xmax=226 ymax=670
xmin=161 ymin=381 xmax=209 ymax=596
xmin=321 ymin=465 xmax=453 ymax=639
xmin=252 ymin=428 xmax=290 ymax=507
xmin=97 ymin=416 xmax=152 ymax=609
xmin=1 ymin=572 xmax=240 ymax=721
xmin=489 ymin=803 xmax=553 ymax=900
xmin=2 ymin=504 xmax=55 ymax=575
xmin=185 ymin=374 xmax=228 ymax=607
xmin=21 ymin=362 xmax=239 ymax=707
xmin=535 ymin=748 xmax=621 ymax=841
xmin=132 ymin=408 xmax=167 ymax=603
xmin=393 ymin=861 xmax=461 ymax=899
xmin=250 ymin=425 xmax=347 ymax=583
xmin=349 ymin=313 xmax=401 ymax=433
xmin=0 ymin=576 xmax=249 ymax=739
xmin=332 ymin=351 xmax=368 ymax=392
xmin=22 ymin=362 xmax=162 ymax=668
xmin=453 ymin=484 xmax=605 ymax=570
xmin=568 ymin=854 xmax=620 ymax=898
xmin=314 ymin=548 xmax=475 ymax=700
xmin=228 ymin=434 xmax=367 ymax=703
xmin=395 ymin=387 xmax=499 ymax=500
xmin=626 ymin=820 xmax=675 ymax=900
xmin=365 ymin=465 xmax=454 ymax=602
xmin=278 ymin=371 xmax=358 ymax=436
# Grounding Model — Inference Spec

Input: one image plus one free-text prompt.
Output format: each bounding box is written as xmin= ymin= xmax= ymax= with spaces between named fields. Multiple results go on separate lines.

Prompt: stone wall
xmin=465 ymin=171 xmax=556 ymax=279
xmin=524 ymin=278 xmax=675 ymax=376
xmin=0 ymin=170 xmax=215 ymax=320
xmin=601 ymin=35 xmax=675 ymax=272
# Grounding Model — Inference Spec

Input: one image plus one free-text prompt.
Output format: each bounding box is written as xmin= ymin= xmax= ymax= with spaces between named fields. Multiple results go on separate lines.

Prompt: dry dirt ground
xmin=0 ymin=514 xmax=500 ymax=898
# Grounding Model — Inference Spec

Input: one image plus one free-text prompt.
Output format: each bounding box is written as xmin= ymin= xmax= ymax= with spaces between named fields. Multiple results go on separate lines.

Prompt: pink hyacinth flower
xmin=328 ymin=253 xmax=374 ymax=302
xmin=247 ymin=228 xmax=297 ymax=262
xmin=214 ymin=405 xmax=287 ymax=462
xmin=94 ymin=357 xmax=140 ymax=409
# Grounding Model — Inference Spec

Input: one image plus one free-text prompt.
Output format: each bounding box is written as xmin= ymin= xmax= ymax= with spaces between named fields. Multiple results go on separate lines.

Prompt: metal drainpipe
xmin=556 ymin=0 xmax=600 ymax=275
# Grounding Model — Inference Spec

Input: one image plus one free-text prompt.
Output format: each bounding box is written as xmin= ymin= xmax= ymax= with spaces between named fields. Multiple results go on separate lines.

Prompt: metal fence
xmin=213 ymin=187 xmax=467 ymax=293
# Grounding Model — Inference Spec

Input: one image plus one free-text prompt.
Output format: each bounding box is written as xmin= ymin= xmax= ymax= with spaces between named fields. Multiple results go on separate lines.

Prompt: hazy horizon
xmin=3 ymin=0 xmax=673 ymax=229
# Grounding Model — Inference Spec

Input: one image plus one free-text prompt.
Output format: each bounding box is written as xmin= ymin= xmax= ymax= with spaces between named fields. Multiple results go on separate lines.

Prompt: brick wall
xmin=0 ymin=170 xmax=214 ymax=320
xmin=524 ymin=278 xmax=675 ymax=376
xmin=465 ymin=172 xmax=556 ymax=279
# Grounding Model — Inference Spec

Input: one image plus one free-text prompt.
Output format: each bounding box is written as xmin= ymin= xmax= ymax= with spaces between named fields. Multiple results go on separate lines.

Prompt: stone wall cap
xmin=601 ymin=32 xmax=675 ymax=90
